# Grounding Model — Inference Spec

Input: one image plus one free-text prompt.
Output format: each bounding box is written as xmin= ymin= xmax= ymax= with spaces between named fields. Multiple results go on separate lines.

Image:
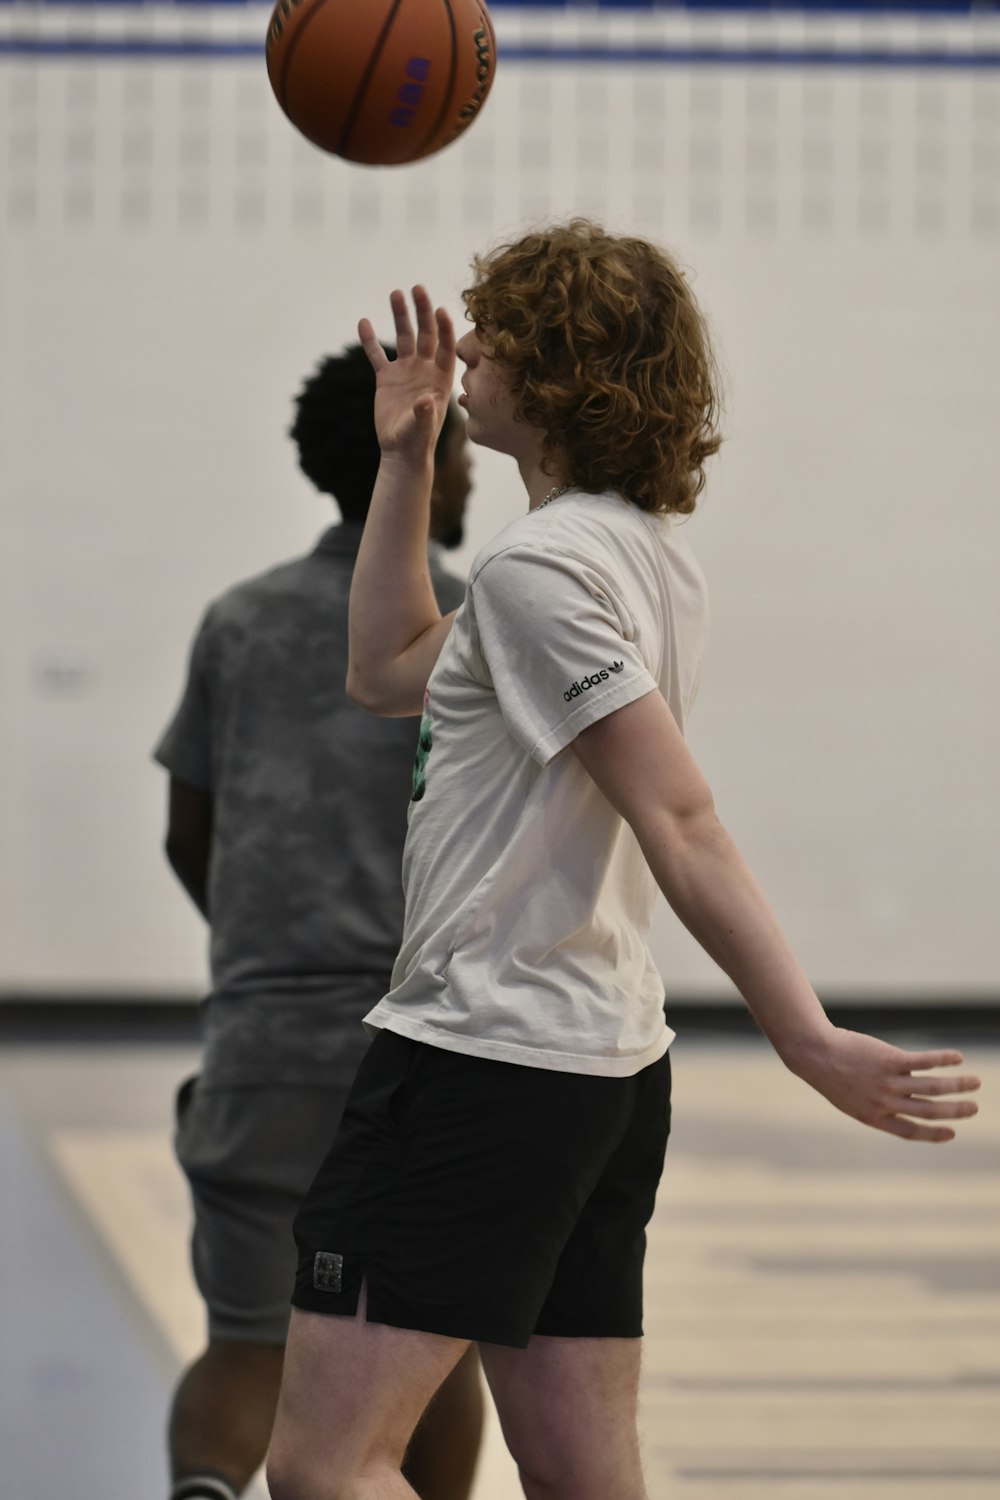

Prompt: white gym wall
xmin=1 ymin=2 xmax=997 ymax=999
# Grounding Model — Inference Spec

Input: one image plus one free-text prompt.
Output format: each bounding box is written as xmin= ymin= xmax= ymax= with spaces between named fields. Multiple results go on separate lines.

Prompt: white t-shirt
xmin=364 ymin=488 xmax=709 ymax=1076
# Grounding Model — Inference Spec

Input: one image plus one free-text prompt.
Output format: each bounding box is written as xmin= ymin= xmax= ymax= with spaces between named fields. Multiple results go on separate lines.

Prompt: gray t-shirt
xmin=154 ymin=524 xmax=466 ymax=1086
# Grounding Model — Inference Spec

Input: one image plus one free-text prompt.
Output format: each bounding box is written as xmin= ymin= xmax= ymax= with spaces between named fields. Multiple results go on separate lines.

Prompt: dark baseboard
xmin=666 ymin=998 xmax=999 ymax=1040
xmin=0 ymin=993 xmax=996 ymax=1044
xmin=0 ymin=995 xmax=205 ymax=1043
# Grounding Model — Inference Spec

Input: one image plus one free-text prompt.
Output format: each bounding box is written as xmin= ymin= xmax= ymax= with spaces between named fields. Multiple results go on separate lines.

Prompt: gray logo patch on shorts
xmin=313 ymin=1251 xmax=343 ymax=1293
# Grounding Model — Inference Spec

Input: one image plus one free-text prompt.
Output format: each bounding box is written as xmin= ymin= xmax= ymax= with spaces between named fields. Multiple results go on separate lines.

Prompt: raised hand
xmin=358 ymin=285 xmax=456 ymax=464
xmin=792 ymin=1027 xmax=981 ymax=1143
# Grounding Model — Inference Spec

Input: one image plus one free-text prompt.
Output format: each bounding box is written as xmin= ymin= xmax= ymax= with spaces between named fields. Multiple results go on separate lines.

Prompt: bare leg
xmin=168 ymin=1332 xmax=483 ymax=1499
xmin=267 ymin=1291 xmax=470 ymax=1500
xmin=169 ymin=1340 xmax=284 ymax=1492
xmin=480 ymin=1335 xmax=647 ymax=1500
xmin=403 ymin=1345 xmax=484 ymax=1500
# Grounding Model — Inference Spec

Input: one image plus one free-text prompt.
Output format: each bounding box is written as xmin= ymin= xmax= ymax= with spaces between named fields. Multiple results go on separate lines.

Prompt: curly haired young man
xmin=265 ymin=222 xmax=980 ymax=1500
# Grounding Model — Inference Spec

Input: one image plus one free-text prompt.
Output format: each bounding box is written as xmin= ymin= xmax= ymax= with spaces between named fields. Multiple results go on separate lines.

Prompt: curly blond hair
xmin=462 ymin=220 xmax=722 ymax=515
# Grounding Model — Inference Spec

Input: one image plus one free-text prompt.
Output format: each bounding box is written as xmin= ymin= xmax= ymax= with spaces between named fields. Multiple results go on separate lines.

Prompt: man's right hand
xmin=359 ymin=285 xmax=456 ymax=465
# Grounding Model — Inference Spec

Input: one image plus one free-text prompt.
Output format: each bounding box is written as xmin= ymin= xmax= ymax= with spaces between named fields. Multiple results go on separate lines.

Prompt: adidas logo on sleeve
xmin=563 ymin=661 xmax=625 ymax=702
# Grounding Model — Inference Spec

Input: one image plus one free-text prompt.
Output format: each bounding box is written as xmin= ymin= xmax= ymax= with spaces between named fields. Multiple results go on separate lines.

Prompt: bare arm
xmin=164 ymin=776 xmax=212 ymax=918
xmin=571 ymin=690 xmax=981 ymax=1142
xmin=348 ymin=286 xmax=459 ymax=717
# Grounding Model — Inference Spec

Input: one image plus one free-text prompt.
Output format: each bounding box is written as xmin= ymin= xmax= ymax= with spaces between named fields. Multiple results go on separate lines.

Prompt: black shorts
xmin=291 ymin=1029 xmax=671 ymax=1348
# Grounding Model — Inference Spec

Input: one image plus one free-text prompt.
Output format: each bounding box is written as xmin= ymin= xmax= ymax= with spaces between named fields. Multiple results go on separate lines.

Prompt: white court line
xmin=48 ymin=1128 xmax=519 ymax=1499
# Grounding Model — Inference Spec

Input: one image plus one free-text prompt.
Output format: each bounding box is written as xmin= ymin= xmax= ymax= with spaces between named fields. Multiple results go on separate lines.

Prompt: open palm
xmin=359 ymin=285 xmax=456 ymax=462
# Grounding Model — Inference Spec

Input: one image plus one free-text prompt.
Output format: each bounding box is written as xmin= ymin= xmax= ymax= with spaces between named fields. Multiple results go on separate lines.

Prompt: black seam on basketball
xmin=413 ymin=0 xmax=459 ymax=158
xmin=481 ymin=0 xmax=496 ymax=54
xmin=277 ymin=0 xmax=340 ymax=110
xmin=339 ymin=0 xmax=407 ymax=158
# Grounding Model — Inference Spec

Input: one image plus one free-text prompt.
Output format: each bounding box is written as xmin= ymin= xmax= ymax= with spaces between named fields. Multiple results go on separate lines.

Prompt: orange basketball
xmin=265 ymin=0 xmax=496 ymax=166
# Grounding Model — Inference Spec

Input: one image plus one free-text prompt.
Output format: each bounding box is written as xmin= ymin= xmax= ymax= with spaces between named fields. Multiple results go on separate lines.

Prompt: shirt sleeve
xmin=152 ymin=608 xmax=216 ymax=791
xmin=469 ymin=544 xmax=658 ymax=766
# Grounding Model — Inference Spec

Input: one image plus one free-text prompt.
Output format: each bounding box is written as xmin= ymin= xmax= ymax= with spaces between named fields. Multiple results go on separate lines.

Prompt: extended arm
xmin=572 ymin=690 xmax=981 ymax=1142
xmin=164 ymin=776 xmax=213 ymax=918
xmin=348 ymin=286 xmax=459 ymax=717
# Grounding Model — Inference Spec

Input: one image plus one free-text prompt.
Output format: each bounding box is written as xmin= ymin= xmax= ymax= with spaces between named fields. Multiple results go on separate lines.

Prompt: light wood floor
xmin=6 ymin=1033 xmax=998 ymax=1498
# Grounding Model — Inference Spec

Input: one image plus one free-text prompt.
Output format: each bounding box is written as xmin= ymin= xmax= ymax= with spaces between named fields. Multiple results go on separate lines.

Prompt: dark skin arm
xmin=165 ymin=776 xmax=213 ymax=919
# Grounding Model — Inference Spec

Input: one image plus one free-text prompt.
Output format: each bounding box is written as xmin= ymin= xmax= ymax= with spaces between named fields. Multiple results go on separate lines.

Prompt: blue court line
xmin=3 ymin=38 xmax=1000 ymax=65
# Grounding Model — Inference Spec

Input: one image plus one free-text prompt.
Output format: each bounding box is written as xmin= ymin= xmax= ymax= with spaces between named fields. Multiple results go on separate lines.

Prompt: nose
xmin=455 ymin=330 xmax=475 ymax=365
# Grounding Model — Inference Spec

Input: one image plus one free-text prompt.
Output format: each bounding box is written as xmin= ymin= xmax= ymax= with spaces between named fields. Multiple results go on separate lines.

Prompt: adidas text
xmin=563 ymin=662 xmax=625 ymax=703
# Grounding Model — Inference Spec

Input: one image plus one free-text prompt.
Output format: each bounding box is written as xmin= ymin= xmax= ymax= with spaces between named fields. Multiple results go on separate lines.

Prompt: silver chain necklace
xmin=536 ymin=482 xmax=574 ymax=511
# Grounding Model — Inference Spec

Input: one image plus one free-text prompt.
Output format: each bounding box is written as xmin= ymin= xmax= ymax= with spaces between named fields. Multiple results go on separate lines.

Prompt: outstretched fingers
xmin=411 ymin=284 xmax=438 ymax=359
xmin=435 ymin=303 xmax=456 ymax=369
xmin=358 ymin=316 xmax=389 ymax=373
xmin=888 ymin=1094 xmax=980 ymax=1121
xmin=411 ymin=286 xmax=457 ymax=378
xmin=391 ymin=287 xmax=416 ymax=356
xmin=361 ymin=286 xmax=454 ymax=378
xmin=890 ymin=1050 xmax=981 ymax=1137
xmin=882 ymin=1059 xmax=980 ymax=1141
xmin=886 ymin=1070 xmax=982 ymax=1099
xmin=879 ymin=1115 xmax=960 ymax=1144
xmin=897 ymin=1049 xmax=967 ymax=1070
xmin=892 ymin=1051 xmax=981 ymax=1105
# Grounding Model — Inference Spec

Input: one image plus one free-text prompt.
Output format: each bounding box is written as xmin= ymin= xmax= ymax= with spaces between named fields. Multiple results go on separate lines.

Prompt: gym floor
xmin=1 ymin=1019 xmax=997 ymax=1500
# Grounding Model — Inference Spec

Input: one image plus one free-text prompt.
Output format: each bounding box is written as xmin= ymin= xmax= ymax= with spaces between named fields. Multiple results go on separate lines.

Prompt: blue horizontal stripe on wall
xmin=1 ymin=0 xmax=999 ymax=11
xmin=3 ymin=36 xmax=1000 ymax=63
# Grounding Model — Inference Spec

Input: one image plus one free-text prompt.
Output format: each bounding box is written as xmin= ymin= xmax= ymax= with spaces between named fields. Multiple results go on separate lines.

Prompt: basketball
xmin=265 ymin=0 xmax=496 ymax=167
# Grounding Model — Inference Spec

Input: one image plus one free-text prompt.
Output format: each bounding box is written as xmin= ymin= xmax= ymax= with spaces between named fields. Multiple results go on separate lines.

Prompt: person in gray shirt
xmin=154 ymin=345 xmax=482 ymax=1500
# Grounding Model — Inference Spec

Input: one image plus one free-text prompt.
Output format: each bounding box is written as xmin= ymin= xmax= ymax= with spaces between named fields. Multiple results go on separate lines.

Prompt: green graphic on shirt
xmin=412 ymin=705 xmax=434 ymax=802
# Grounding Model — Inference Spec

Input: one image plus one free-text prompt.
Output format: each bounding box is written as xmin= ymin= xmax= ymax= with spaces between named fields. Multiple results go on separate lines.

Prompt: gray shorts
xmin=174 ymin=1075 xmax=356 ymax=1344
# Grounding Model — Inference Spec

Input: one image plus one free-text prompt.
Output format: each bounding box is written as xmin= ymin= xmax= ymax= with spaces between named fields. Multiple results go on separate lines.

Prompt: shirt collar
xmin=312 ymin=523 xmax=364 ymax=557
